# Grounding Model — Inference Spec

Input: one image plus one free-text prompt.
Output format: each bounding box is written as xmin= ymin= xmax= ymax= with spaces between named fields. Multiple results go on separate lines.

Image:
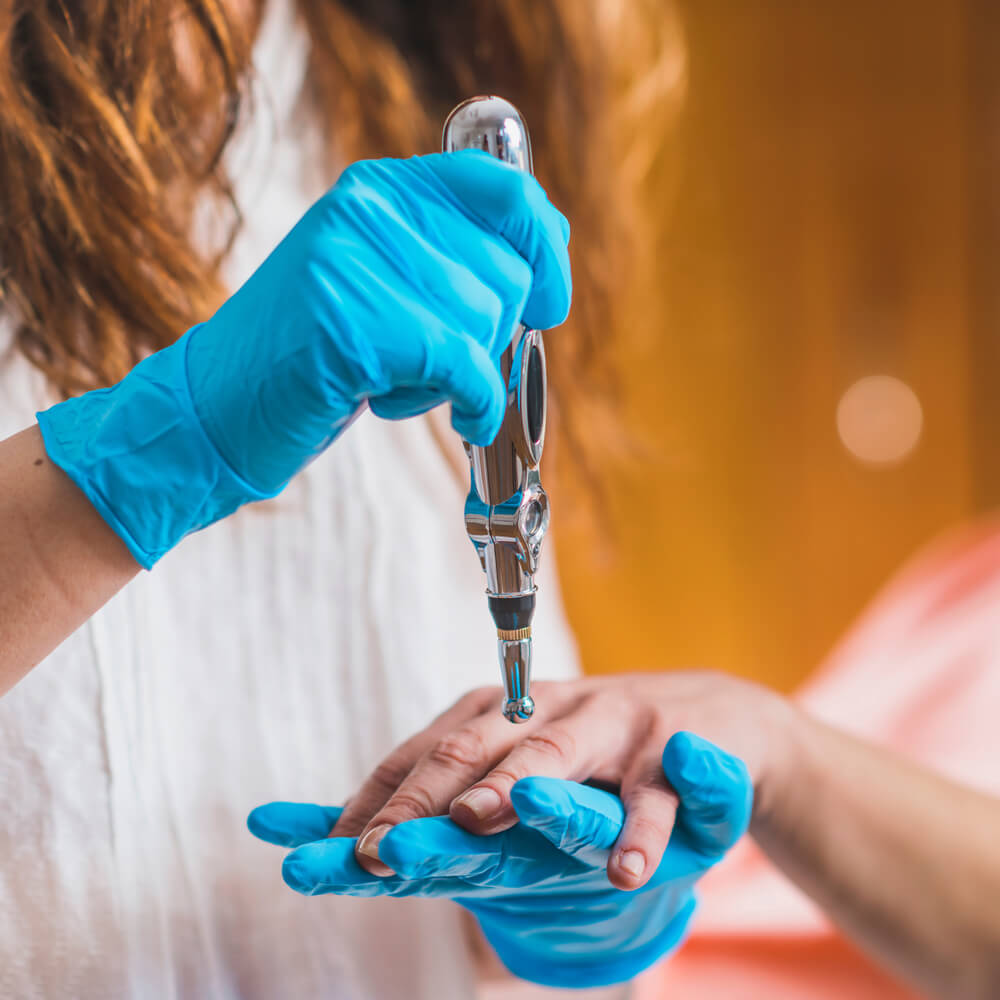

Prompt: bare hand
xmin=331 ymin=670 xmax=795 ymax=890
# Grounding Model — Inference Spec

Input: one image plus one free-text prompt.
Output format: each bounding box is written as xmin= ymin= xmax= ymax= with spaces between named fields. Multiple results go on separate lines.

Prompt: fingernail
xmin=453 ymin=787 xmax=502 ymax=820
xmin=618 ymin=849 xmax=646 ymax=878
xmin=357 ymin=824 xmax=394 ymax=875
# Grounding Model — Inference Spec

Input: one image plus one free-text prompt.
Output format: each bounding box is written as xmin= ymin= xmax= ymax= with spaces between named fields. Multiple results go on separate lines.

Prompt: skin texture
xmin=332 ymin=672 xmax=789 ymax=889
xmin=334 ymin=673 xmax=1000 ymax=1000
xmin=0 ymin=425 xmax=139 ymax=694
xmin=764 ymin=712 xmax=1000 ymax=1000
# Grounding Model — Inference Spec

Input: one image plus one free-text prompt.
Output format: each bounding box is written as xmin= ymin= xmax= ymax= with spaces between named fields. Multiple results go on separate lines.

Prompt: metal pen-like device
xmin=443 ymin=96 xmax=550 ymax=724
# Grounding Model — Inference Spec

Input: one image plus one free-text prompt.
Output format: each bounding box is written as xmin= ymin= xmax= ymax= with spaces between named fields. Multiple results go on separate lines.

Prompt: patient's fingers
xmin=331 ymin=732 xmax=432 ymax=841
xmin=607 ymin=749 xmax=679 ymax=891
xmin=348 ymin=682 xmax=588 ymax=876
xmin=606 ymin=732 xmax=754 ymax=892
xmin=447 ymin=690 xmax=635 ymax=836
xmin=331 ymin=686 xmax=500 ymax=842
xmin=353 ymin=708 xmax=522 ymax=875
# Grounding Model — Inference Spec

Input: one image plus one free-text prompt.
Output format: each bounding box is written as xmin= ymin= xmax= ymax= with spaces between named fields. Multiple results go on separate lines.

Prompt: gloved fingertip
xmin=663 ymin=732 xmax=750 ymax=799
xmin=451 ymin=400 xmax=504 ymax=447
xmin=375 ymin=827 xmax=422 ymax=877
xmin=662 ymin=732 xmax=711 ymax=792
xmin=247 ymin=805 xmax=286 ymax=846
xmin=281 ymin=837 xmax=369 ymax=896
xmin=246 ymin=802 xmax=344 ymax=849
xmin=522 ymin=272 xmax=572 ymax=332
xmin=451 ymin=416 xmax=488 ymax=448
xmin=379 ymin=818 xmax=509 ymax=884
xmin=513 ymin=777 xmax=624 ymax=826
xmin=247 ymin=803 xmax=305 ymax=848
xmin=510 ymin=777 xmax=569 ymax=822
xmin=662 ymin=732 xmax=754 ymax=849
xmin=512 ymin=777 xmax=624 ymax=856
xmin=281 ymin=849 xmax=318 ymax=895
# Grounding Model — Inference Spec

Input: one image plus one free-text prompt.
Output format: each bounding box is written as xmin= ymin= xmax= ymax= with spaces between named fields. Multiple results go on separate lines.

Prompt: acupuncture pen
xmin=343 ymin=96 xmax=551 ymax=724
xmin=442 ymin=96 xmax=551 ymax=724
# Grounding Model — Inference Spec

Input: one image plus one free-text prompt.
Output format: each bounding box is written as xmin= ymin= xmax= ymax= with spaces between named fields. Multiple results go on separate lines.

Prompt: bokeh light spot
xmin=836 ymin=375 xmax=923 ymax=466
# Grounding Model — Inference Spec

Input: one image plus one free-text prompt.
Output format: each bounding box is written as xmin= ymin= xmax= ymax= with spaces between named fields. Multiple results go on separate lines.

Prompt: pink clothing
xmin=637 ymin=515 xmax=1000 ymax=999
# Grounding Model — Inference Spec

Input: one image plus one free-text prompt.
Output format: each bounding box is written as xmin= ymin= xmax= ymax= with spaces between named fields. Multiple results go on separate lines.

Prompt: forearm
xmin=0 ymin=425 xmax=138 ymax=693
xmin=753 ymin=708 xmax=1000 ymax=999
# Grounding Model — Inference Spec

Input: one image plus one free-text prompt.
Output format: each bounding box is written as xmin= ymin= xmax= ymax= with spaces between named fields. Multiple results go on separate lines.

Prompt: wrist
xmin=748 ymin=689 xmax=810 ymax=838
xmin=37 ymin=332 xmax=275 ymax=568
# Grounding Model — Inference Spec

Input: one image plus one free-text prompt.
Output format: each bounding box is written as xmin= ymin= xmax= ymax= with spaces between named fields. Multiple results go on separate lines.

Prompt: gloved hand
xmin=37 ymin=151 xmax=571 ymax=568
xmin=248 ymin=732 xmax=753 ymax=990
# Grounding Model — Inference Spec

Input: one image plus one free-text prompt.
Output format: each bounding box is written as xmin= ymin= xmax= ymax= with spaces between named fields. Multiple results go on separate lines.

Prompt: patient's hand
xmin=250 ymin=730 xmax=754 ymax=989
xmin=331 ymin=671 xmax=795 ymax=889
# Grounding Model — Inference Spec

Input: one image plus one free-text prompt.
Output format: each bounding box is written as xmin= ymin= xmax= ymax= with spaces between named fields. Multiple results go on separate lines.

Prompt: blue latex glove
xmin=37 ymin=151 xmax=571 ymax=568
xmin=248 ymin=732 xmax=753 ymax=990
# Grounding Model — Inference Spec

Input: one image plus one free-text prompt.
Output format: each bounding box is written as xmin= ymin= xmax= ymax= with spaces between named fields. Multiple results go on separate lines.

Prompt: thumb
xmin=421 ymin=150 xmax=572 ymax=331
xmin=510 ymin=777 xmax=624 ymax=868
xmin=661 ymin=732 xmax=753 ymax=856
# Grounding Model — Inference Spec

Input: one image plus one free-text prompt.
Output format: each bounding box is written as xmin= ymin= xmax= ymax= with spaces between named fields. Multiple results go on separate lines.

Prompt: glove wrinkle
xmin=39 ymin=151 xmax=570 ymax=564
xmin=250 ymin=743 xmax=752 ymax=991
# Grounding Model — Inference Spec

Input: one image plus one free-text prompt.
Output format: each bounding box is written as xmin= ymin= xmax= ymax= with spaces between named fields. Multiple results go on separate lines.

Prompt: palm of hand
xmin=249 ymin=731 xmax=752 ymax=990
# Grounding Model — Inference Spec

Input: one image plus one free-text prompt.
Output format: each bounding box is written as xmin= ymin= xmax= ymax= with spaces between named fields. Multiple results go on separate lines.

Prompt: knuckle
xmin=521 ymin=724 xmax=577 ymax=766
xmin=380 ymin=786 xmax=438 ymax=823
xmin=625 ymin=813 xmax=673 ymax=844
xmin=443 ymin=686 xmax=499 ymax=723
xmin=581 ymin=688 xmax=630 ymax=722
xmin=632 ymin=760 xmax=672 ymax=789
xmin=332 ymin=817 xmax=364 ymax=837
xmin=337 ymin=814 xmax=374 ymax=837
xmin=488 ymin=764 xmax=530 ymax=787
xmin=369 ymin=755 xmax=412 ymax=796
xmin=467 ymin=685 xmax=502 ymax=710
xmin=530 ymin=679 xmax=558 ymax=700
xmin=427 ymin=727 xmax=489 ymax=773
xmin=647 ymin=793 xmax=679 ymax=820
xmin=333 ymin=798 xmax=376 ymax=836
xmin=627 ymin=775 xmax=679 ymax=809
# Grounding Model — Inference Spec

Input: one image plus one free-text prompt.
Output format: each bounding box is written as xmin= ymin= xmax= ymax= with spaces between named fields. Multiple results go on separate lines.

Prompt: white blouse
xmin=0 ymin=1 xmax=580 ymax=997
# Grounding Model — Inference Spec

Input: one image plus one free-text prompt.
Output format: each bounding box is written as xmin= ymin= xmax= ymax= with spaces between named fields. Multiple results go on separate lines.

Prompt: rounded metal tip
xmin=503 ymin=696 xmax=535 ymax=724
xmin=442 ymin=95 xmax=533 ymax=174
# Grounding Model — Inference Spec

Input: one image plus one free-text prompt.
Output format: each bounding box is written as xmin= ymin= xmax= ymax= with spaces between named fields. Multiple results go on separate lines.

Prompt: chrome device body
xmin=442 ymin=96 xmax=550 ymax=723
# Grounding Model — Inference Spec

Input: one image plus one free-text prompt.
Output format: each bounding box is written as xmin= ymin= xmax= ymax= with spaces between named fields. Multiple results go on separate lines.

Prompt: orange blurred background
xmin=556 ymin=0 xmax=1000 ymax=692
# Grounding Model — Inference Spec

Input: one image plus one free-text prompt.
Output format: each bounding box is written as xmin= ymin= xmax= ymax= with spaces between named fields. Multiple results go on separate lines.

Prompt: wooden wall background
xmin=555 ymin=0 xmax=1000 ymax=691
